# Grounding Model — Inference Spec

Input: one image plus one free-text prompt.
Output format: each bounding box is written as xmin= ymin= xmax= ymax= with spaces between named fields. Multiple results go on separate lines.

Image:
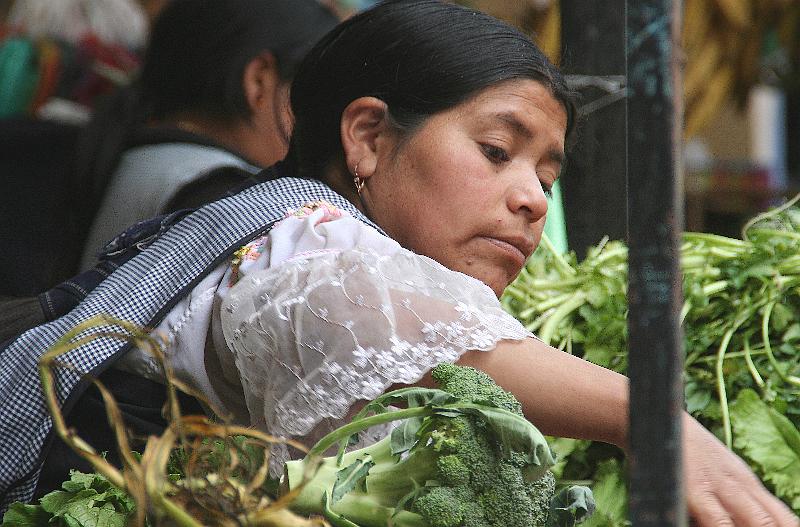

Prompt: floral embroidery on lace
xmin=289 ymin=200 xmax=343 ymax=222
xmin=220 ymin=245 xmax=532 ymax=472
xmin=229 ymin=238 xmax=267 ymax=287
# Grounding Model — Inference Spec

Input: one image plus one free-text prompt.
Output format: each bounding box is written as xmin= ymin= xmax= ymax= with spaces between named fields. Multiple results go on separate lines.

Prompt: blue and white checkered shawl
xmin=0 ymin=176 xmax=381 ymax=510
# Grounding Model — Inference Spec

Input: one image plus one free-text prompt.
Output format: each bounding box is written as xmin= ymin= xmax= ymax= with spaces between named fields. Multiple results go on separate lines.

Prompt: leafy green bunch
xmin=3 ymin=471 xmax=136 ymax=527
xmin=502 ymin=196 xmax=800 ymax=517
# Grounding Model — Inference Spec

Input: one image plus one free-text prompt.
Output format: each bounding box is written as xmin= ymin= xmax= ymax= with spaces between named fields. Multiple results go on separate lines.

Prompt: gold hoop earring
xmin=353 ymin=162 xmax=365 ymax=195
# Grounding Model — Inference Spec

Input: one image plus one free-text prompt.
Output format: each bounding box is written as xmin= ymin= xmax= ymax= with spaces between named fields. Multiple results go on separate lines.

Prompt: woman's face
xmin=365 ymin=79 xmax=567 ymax=296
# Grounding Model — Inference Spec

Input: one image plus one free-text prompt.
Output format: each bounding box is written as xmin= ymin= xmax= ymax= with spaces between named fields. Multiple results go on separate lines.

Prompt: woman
xmin=77 ymin=0 xmax=340 ymax=268
xmin=0 ymin=1 xmax=795 ymax=525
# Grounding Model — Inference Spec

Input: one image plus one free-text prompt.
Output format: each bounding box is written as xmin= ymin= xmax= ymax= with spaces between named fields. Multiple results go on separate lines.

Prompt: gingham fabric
xmin=0 ymin=173 xmax=382 ymax=511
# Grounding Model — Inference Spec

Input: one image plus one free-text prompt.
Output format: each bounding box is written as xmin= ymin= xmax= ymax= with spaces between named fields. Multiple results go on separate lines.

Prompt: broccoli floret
xmin=284 ymin=363 xmax=593 ymax=527
xmin=430 ymin=362 xmax=523 ymax=415
xmin=413 ymin=487 xmax=469 ymax=527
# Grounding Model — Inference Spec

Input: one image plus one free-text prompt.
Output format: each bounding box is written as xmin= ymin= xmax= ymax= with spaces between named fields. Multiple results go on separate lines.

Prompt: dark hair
xmin=286 ymin=0 xmax=576 ymax=178
xmin=74 ymin=0 xmax=338 ymax=232
xmin=140 ymin=0 xmax=339 ymax=122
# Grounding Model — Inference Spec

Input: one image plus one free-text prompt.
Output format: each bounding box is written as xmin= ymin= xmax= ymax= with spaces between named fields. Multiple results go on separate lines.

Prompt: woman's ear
xmin=340 ymin=97 xmax=391 ymax=181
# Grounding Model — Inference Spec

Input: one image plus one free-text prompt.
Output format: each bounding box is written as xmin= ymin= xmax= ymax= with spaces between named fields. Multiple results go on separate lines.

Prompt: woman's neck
xmin=165 ymin=115 xmax=276 ymax=168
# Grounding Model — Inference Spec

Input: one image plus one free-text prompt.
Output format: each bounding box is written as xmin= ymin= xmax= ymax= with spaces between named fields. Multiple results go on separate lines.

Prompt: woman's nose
xmin=507 ymin=171 xmax=549 ymax=223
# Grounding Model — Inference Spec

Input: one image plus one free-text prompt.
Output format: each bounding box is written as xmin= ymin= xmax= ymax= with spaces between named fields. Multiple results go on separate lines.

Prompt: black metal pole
xmin=626 ymin=1 xmax=686 ymax=526
xmin=559 ymin=0 xmax=627 ymax=261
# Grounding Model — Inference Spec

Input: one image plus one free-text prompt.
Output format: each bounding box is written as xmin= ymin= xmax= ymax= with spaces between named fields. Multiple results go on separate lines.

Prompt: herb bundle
xmin=502 ymin=196 xmax=800 ymax=521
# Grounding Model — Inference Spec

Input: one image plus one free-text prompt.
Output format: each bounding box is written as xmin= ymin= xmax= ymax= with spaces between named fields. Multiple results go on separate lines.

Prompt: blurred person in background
xmin=0 ymin=0 xmax=338 ymax=342
xmin=77 ymin=0 xmax=340 ymax=269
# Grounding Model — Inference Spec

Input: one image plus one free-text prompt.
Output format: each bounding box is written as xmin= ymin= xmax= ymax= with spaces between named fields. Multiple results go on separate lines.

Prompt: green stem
xmin=693 ymin=348 xmax=767 ymax=364
xmin=521 ymin=277 xmax=585 ymax=290
xmin=535 ymin=292 xmax=577 ymax=313
xmin=323 ymin=492 xmax=362 ymax=527
xmin=741 ymin=192 xmax=800 ymax=239
xmin=538 ymin=232 xmax=576 ymax=276
xmin=525 ymin=309 xmax=554 ymax=333
xmin=761 ymin=301 xmax=800 ymax=388
xmin=685 ymin=346 xmax=704 ymax=368
xmin=590 ymin=246 xmax=628 ymax=266
xmin=538 ymin=293 xmax=587 ymax=345
xmin=156 ymin=496 xmax=205 ymax=527
xmin=679 ymin=301 xmax=691 ymax=326
xmin=702 ymin=280 xmax=729 ymax=296
xmin=742 ymin=337 xmax=765 ymax=389
xmin=308 ymin=406 xmax=434 ymax=458
xmin=503 ymin=285 xmax=530 ymax=303
xmin=747 ymin=228 xmax=800 ymax=242
xmin=716 ymin=325 xmax=737 ymax=448
xmin=683 ymin=231 xmax=750 ymax=249
xmin=680 ymin=254 xmax=710 ymax=269
xmin=708 ymin=246 xmax=741 ymax=259
xmin=506 ymin=276 xmax=574 ymax=304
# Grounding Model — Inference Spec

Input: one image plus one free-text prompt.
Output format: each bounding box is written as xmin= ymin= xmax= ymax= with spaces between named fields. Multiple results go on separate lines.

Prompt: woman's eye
xmin=480 ymin=144 xmax=510 ymax=164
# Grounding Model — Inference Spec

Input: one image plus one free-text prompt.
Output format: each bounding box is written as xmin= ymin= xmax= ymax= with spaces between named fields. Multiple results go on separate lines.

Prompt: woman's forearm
xmin=456 ymin=337 xmax=630 ymax=448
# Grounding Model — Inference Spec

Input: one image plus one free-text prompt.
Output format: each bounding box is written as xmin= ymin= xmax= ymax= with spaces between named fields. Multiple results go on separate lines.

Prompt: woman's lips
xmin=481 ymin=236 xmax=533 ymax=267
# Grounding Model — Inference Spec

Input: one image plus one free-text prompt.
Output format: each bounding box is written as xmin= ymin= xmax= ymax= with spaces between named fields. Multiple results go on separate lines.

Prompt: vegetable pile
xmin=285 ymin=363 xmax=594 ymax=527
xmin=2 ymin=316 xmax=595 ymax=527
xmin=3 ymin=317 xmax=324 ymax=527
xmin=502 ymin=197 xmax=800 ymax=522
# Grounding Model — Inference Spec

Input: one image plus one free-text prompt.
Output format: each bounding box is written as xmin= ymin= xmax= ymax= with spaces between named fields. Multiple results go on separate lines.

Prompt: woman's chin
xmin=475 ymin=269 xmax=517 ymax=298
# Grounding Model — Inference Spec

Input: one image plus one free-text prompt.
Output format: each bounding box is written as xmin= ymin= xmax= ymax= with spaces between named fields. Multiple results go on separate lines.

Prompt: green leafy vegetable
xmin=284 ymin=363 xmax=595 ymax=527
xmin=2 ymin=471 xmax=136 ymax=527
xmin=502 ymin=197 xmax=800 ymax=514
xmin=730 ymin=389 xmax=800 ymax=510
xmin=579 ymin=460 xmax=627 ymax=527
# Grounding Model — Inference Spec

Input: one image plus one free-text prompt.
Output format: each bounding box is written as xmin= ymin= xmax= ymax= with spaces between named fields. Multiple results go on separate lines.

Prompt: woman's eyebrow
xmin=492 ymin=112 xmax=534 ymax=140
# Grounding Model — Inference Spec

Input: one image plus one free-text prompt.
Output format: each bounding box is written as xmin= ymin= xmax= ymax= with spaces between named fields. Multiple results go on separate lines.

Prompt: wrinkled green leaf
xmin=730 ymin=389 xmax=800 ymax=509
xmin=782 ymin=323 xmax=800 ymax=343
xmin=4 ymin=471 xmax=134 ymax=527
xmin=39 ymin=490 xmax=77 ymax=515
xmin=454 ymin=405 xmax=555 ymax=480
xmin=547 ymin=437 xmax=584 ymax=479
xmin=390 ymin=416 xmax=424 ymax=455
xmin=1 ymin=502 xmax=53 ymax=526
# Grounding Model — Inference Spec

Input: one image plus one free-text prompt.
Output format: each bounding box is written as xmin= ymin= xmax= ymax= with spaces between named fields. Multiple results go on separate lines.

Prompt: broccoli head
xmin=284 ymin=363 xmax=594 ymax=527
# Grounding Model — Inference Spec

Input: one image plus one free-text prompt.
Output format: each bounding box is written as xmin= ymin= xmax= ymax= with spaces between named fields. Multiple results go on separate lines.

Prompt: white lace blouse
xmin=115 ymin=201 xmax=532 ymax=466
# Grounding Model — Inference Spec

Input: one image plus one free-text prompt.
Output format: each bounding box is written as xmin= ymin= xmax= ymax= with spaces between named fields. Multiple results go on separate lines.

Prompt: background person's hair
xmin=285 ymin=0 xmax=577 ymax=179
xmin=140 ymin=0 xmax=340 ymax=122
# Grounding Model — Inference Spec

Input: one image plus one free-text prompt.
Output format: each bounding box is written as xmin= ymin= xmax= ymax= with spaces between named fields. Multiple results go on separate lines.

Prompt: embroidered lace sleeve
xmin=219 ymin=245 xmax=532 ymax=457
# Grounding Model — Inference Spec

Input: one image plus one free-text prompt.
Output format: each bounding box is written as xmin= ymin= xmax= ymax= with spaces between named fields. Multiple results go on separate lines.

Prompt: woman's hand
xmin=682 ymin=413 xmax=799 ymax=527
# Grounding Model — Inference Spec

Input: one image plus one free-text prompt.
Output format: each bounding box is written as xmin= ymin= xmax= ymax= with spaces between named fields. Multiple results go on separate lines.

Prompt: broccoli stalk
xmin=284 ymin=364 xmax=594 ymax=527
